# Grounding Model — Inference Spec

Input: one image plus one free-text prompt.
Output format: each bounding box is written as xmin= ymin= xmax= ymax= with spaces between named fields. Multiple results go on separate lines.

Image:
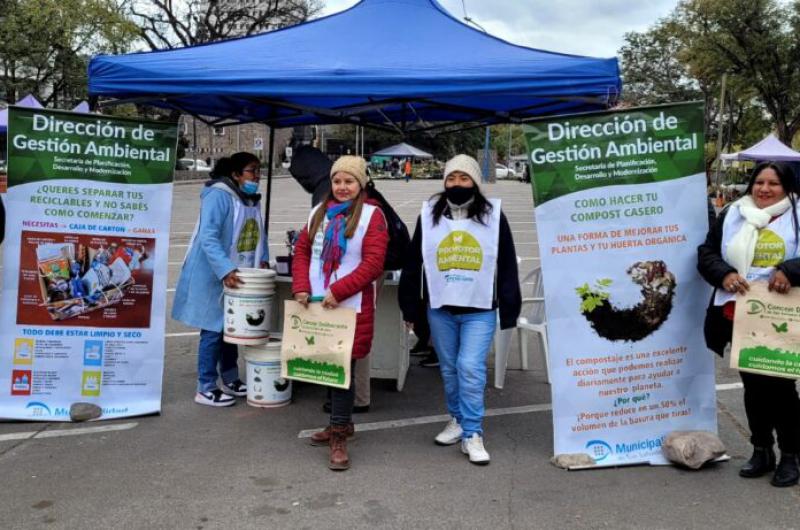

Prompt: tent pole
xmin=265 ymin=125 xmax=276 ymax=243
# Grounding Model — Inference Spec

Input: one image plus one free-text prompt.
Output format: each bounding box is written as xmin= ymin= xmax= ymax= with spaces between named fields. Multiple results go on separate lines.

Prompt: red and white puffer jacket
xmin=291 ymin=196 xmax=388 ymax=359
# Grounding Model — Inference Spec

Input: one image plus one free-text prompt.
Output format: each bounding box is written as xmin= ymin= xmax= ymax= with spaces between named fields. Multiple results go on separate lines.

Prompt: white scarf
xmin=726 ymin=194 xmax=792 ymax=276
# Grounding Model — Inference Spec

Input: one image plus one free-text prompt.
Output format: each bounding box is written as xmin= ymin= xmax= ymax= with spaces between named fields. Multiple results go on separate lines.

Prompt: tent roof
xmin=372 ymin=142 xmax=433 ymax=158
xmin=0 ymin=94 xmax=44 ymax=133
xmin=721 ymin=134 xmax=800 ymax=162
xmin=88 ymin=0 xmax=620 ymax=130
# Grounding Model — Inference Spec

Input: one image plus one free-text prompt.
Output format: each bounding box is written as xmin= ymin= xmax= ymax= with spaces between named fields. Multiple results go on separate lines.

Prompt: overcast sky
xmin=318 ymin=0 xmax=679 ymax=57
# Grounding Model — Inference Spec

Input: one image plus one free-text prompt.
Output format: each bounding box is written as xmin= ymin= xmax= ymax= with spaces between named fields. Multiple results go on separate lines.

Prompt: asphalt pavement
xmin=0 ymin=178 xmax=798 ymax=529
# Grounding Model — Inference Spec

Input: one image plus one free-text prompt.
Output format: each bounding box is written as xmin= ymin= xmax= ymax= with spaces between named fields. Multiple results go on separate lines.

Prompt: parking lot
xmin=0 ymin=177 xmax=798 ymax=529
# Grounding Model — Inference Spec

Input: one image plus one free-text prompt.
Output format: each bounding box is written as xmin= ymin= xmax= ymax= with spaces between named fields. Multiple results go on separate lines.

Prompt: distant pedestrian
xmin=399 ymin=154 xmax=521 ymax=465
xmin=404 ymin=159 xmax=412 ymax=183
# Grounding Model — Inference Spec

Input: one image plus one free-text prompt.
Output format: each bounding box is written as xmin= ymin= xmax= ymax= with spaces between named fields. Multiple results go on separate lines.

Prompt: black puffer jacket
xmin=289 ymin=146 xmax=331 ymax=207
xmin=697 ymin=205 xmax=800 ymax=355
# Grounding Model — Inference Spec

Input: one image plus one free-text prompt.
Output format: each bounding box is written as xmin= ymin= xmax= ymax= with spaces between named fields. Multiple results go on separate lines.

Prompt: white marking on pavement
xmin=0 ymin=422 xmax=138 ymax=443
xmin=298 ymin=382 xmax=746 ymax=438
xmin=715 ymin=382 xmax=744 ymax=391
xmin=166 ymin=332 xmax=199 ymax=338
xmin=298 ymin=404 xmax=553 ymax=438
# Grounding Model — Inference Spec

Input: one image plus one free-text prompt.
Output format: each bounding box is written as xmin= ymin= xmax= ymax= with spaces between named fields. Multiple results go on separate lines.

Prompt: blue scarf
xmin=320 ymin=200 xmax=352 ymax=288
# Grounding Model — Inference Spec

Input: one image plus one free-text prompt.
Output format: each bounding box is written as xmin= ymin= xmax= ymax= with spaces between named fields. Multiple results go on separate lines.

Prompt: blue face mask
xmin=241 ymin=180 xmax=259 ymax=195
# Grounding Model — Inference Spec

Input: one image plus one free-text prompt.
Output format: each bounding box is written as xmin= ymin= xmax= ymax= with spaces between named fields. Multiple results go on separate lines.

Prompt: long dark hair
xmin=430 ymin=187 xmax=493 ymax=226
xmin=745 ymin=161 xmax=800 ymax=241
xmin=211 ymin=152 xmax=260 ymax=179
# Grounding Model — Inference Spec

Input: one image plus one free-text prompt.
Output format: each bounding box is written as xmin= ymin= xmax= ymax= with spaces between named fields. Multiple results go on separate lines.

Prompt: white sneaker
xmin=434 ymin=417 xmax=463 ymax=445
xmin=194 ymin=389 xmax=236 ymax=407
xmin=461 ymin=433 xmax=490 ymax=465
xmin=219 ymin=379 xmax=247 ymax=397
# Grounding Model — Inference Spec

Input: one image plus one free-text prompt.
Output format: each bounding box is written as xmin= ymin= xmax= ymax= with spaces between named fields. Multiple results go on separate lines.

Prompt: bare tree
xmin=126 ymin=0 xmax=323 ymax=50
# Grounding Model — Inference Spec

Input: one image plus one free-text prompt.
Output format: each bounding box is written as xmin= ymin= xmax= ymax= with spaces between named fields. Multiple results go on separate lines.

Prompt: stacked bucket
xmin=223 ymin=268 xmax=291 ymax=407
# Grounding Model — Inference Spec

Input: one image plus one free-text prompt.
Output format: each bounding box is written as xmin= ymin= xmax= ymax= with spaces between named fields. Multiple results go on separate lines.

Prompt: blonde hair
xmin=308 ymin=190 xmax=366 ymax=241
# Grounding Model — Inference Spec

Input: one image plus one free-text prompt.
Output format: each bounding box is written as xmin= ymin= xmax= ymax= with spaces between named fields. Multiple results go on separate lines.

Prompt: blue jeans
xmin=427 ymin=307 xmax=496 ymax=437
xmin=197 ymin=329 xmax=240 ymax=392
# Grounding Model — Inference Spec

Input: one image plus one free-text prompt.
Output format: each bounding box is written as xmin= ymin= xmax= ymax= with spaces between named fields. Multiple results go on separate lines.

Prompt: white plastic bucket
xmin=223 ymin=268 xmax=277 ymax=345
xmin=244 ymin=336 xmax=291 ymax=408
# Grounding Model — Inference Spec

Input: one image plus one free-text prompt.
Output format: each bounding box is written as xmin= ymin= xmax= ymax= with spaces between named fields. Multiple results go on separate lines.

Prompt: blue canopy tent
xmin=87 ymin=0 xmax=621 ymax=223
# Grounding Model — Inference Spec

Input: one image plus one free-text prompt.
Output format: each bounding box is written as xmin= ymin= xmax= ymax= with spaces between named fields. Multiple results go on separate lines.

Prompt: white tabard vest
xmin=185 ymin=182 xmax=265 ymax=268
xmin=421 ymin=198 xmax=501 ymax=309
xmin=714 ymin=204 xmax=800 ymax=306
xmin=307 ymin=203 xmax=378 ymax=313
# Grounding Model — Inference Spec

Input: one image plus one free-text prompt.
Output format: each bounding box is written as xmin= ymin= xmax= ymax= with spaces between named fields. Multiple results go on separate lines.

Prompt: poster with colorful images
xmin=0 ymin=107 xmax=176 ymax=421
xmin=523 ymin=102 xmax=717 ymax=466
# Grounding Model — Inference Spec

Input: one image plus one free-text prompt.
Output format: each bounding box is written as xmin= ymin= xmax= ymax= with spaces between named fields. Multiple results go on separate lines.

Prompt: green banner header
xmin=7 ymin=107 xmax=178 ymax=187
xmin=523 ymin=102 xmax=705 ymax=205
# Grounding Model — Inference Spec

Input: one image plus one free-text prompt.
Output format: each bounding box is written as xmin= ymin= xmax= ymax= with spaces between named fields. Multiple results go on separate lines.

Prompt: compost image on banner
xmin=0 ymin=107 xmax=176 ymax=421
xmin=524 ymin=102 xmax=718 ymax=466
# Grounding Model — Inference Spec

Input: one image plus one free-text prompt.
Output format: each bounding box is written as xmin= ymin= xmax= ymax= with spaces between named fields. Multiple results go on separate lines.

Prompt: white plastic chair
xmin=517 ymin=267 xmax=549 ymax=383
xmin=493 ymin=266 xmax=549 ymax=388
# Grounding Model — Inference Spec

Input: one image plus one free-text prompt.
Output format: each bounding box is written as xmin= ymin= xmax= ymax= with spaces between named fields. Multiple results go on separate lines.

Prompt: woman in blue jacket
xmin=173 ymin=152 xmax=269 ymax=407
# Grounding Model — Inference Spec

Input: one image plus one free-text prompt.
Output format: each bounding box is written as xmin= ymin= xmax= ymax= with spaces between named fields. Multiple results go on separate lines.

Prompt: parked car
xmin=495 ymin=163 xmax=517 ymax=179
xmin=177 ymin=158 xmax=212 ymax=172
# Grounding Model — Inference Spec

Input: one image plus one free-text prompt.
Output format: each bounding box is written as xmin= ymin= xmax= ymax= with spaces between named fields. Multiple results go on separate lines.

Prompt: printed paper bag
xmin=280 ymin=300 xmax=356 ymax=389
xmin=731 ymin=281 xmax=800 ymax=379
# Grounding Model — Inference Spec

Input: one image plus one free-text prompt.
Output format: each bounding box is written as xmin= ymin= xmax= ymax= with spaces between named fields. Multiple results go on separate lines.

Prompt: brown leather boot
xmin=310 ymin=423 xmax=355 ymax=446
xmin=328 ymin=425 xmax=350 ymax=471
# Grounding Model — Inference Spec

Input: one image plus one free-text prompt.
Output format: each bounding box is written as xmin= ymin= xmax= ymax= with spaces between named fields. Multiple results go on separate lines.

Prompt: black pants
xmin=740 ymin=371 xmax=800 ymax=453
xmin=330 ymin=361 xmax=356 ymax=426
xmin=414 ymin=300 xmax=431 ymax=345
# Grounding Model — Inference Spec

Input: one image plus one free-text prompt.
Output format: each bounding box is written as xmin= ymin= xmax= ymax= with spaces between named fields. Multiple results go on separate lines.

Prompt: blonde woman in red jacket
xmin=292 ymin=155 xmax=388 ymax=471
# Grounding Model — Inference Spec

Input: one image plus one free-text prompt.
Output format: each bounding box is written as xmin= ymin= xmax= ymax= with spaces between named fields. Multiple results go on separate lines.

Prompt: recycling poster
xmin=523 ymin=102 xmax=717 ymax=466
xmin=1 ymin=107 xmax=177 ymax=420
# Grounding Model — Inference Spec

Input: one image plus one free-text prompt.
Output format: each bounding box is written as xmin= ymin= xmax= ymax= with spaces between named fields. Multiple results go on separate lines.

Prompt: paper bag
xmin=280 ymin=300 xmax=356 ymax=389
xmin=730 ymin=281 xmax=800 ymax=379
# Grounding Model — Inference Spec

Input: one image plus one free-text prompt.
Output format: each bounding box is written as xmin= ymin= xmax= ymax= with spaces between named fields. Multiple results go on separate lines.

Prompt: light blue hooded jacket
xmin=172 ymin=179 xmax=269 ymax=331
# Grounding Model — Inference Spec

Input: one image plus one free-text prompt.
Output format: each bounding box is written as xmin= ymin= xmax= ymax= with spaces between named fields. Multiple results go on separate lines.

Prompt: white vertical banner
xmin=524 ymin=102 xmax=717 ymax=466
xmin=1 ymin=107 xmax=177 ymax=420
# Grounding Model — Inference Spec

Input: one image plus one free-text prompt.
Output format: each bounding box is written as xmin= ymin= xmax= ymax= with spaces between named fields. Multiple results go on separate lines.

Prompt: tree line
xmin=2 ymin=0 xmax=797 ymax=159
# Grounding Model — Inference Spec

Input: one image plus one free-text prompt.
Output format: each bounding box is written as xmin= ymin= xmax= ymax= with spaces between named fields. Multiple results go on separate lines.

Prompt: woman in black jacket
xmin=698 ymin=161 xmax=800 ymax=487
xmin=399 ymin=154 xmax=521 ymax=465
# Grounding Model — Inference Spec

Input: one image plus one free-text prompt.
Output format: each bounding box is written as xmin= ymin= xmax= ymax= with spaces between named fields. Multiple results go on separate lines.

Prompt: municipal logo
xmin=745 ymin=300 xmax=766 ymax=315
xmin=585 ymin=439 xmax=613 ymax=462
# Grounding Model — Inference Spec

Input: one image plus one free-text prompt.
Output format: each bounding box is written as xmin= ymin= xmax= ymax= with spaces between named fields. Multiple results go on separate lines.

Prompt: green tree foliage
xmin=619 ymin=0 xmax=800 ymax=146
xmin=490 ymin=124 xmax=526 ymax=164
xmin=0 ymin=0 xmax=137 ymax=106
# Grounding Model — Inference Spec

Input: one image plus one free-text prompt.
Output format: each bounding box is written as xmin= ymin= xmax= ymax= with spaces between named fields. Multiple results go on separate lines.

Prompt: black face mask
xmin=445 ymin=185 xmax=476 ymax=205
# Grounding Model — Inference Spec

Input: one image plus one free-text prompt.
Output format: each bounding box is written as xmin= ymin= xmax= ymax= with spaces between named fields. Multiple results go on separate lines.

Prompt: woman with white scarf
xmin=698 ymin=161 xmax=800 ymax=487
